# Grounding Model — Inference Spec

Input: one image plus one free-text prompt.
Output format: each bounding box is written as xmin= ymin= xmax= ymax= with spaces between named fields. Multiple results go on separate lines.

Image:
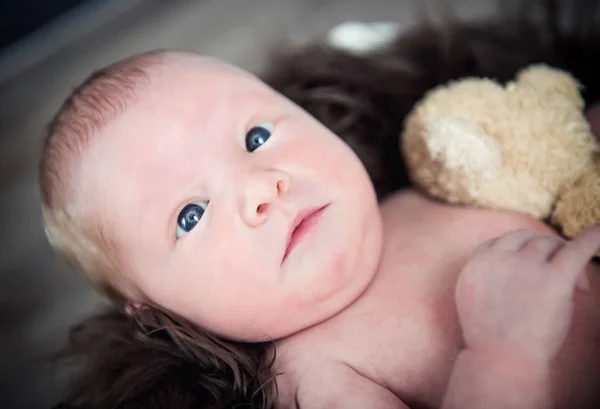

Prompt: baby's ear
xmin=124 ymin=302 xmax=143 ymax=317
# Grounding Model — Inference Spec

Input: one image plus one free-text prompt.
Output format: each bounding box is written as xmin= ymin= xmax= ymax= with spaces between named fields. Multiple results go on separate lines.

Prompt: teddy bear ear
xmin=422 ymin=116 xmax=502 ymax=179
xmin=515 ymin=64 xmax=585 ymax=109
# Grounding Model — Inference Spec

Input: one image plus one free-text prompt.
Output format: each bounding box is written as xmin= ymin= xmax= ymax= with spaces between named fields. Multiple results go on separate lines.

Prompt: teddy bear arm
xmin=551 ymin=156 xmax=600 ymax=255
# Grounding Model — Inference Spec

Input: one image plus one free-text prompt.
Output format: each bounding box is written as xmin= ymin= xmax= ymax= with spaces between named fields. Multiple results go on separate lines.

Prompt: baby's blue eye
xmin=176 ymin=201 xmax=208 ymax=239
xmin=245 ymin=122 xmax=274 ymax=152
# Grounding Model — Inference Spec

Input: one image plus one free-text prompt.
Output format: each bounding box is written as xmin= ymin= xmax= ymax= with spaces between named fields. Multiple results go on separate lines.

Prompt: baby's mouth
xmin=283 ymin=205 xmax=329 ymax=263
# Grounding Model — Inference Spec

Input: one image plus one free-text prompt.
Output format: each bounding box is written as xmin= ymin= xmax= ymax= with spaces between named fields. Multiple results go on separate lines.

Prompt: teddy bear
xmin=401 ymin=64 xmax=600 ymax=243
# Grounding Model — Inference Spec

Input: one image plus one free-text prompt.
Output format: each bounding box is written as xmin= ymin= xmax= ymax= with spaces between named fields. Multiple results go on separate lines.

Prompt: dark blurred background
xmin=0 ymin=0 xmax=504 ymax=408
xmin=1 ymin=1 xmax=88 ymax=49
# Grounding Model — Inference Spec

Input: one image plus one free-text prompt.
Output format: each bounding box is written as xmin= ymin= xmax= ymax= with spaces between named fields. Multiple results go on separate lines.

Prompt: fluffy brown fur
xmin=50 ymin=1 xmax=600 ymax=408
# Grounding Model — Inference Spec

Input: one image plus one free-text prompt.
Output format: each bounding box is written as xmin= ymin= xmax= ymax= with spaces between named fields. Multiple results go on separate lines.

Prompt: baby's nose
xmin=240 ymin=169 xmax=290 ymax=227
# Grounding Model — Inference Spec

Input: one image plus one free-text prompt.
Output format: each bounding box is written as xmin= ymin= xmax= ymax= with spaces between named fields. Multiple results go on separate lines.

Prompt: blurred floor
xmin=0 ymin=0 xmax=497 ymax=407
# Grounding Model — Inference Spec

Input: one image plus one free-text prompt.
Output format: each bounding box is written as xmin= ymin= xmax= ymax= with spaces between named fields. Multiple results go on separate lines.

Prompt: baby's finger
xmin=492 ymin=229 xmax=545 ymax=252
xmin=472 ymin=237 xmax=498 ymax=253
xmin=520 ymin=235 xmax=564 ymax=261
xmin=551 ymin=224 xmax=600 ymax=276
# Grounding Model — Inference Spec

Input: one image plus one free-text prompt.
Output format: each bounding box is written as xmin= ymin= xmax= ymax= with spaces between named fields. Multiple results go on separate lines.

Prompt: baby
xmin=40 ymin=49 xmax=600 ymax=409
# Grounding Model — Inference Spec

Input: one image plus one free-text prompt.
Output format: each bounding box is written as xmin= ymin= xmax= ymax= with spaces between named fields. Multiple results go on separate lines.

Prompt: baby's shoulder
xmin=273 ymin=353 xmax=338 ymax=408
xmin=292 ymin=360 xmax=406 ymax=409
xmin=274 ymin=332 xmax=397 ymax=408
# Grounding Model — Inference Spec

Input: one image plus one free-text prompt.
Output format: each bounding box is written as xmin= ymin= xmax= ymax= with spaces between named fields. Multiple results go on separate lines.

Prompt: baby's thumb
xmin=552 ymin=224 xmax=600 ymax=278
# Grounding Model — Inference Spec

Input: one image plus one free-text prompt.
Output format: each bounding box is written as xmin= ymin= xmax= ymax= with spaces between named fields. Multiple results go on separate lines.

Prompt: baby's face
xmin=78 ymin=54 xmax=382 ymax=341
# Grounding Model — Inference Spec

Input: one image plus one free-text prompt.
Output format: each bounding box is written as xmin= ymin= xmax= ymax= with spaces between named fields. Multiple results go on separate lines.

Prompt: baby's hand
xmin=455 ymin=225 xmax=600 ymax=362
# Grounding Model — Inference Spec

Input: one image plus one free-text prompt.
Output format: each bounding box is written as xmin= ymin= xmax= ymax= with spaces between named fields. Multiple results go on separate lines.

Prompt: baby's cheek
xmin=290 ymin=237 xmax=354 ymax=308
xmin=312 ymin=147 xmax=348 ymax=183
xmin=317 ymin=248 xmax=354 ymax=300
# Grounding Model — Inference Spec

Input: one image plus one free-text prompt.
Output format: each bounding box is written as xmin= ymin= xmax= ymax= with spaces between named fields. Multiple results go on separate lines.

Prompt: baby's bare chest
xmin=280 ymin=269 xmax=600 ymax=409
xmin=319 ymin=232 xmax=468 ymax=406
xmin=276 ymin=193 xmax=600 ymax=408
xmin=275 ymin=240 xmax=466 ymax=408
xmin=277 ymin=200 xmax=478 ymax=406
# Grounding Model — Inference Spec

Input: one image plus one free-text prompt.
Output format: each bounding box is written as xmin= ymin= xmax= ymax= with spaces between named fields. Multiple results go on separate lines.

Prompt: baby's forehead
xmin=83 ymin=53 xmax=274 ymax=167
xmin=133 ymin=53 xmax=276 ymax=125
xmin=154 ymin=53 xmax=263 ymax=94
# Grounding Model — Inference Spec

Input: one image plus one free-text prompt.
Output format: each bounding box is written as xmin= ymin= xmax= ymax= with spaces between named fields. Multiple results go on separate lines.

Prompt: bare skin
xmin=76 ymin=52 xmax=600 ymax=409
xmin=274 ymin=190 xmax=600 ymax=409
